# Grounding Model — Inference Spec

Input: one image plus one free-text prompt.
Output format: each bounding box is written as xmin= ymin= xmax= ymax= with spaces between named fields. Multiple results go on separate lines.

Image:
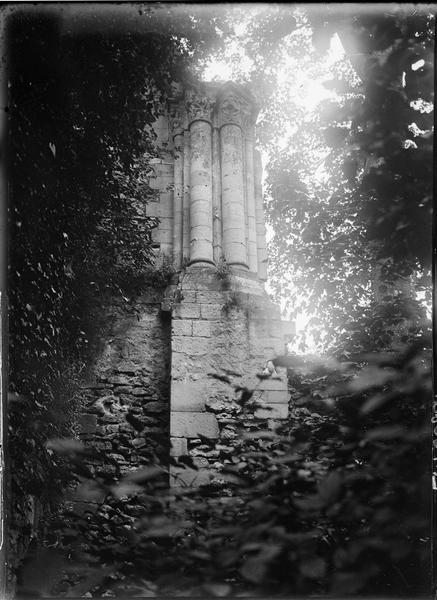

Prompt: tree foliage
xmin=260 ymin=7 xmax=434 ymax=351
xmin=24 ymin=334 xmax=430 ymax=597
xmin=7 ymin=4 xmax=224 ymax=572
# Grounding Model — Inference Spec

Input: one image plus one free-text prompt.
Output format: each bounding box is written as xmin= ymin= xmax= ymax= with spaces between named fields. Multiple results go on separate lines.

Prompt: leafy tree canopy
xmin=209 ymin=5 xmax=433 ymax=352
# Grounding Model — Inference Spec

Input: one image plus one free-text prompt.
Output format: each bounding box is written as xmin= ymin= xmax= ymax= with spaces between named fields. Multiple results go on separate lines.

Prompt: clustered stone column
xmin=219 ymin=94 xmax=248 ymax=269
xmin=164 ymin=83 xmax=295 ymax=487
xmin=170 ymin=106 xmax=184 ymax=270
xmin=168 ymin=82 xmax=267 ymax=279
xmin=244 ymin=122 xmax=258 ymax=273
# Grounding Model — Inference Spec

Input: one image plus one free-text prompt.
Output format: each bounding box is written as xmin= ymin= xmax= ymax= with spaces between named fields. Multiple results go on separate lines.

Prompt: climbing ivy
xmin=7 ymin=5 xmax=225 ymax=580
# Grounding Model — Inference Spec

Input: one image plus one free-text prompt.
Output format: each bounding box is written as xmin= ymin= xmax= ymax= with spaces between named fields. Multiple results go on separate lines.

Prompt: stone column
xmin=244 ymin=123 xmax=258 ymax=274
xmin=182 ymin=126 xmax=190 ymax=263
xmin=187 ymin=93 xmax=214 ymax=266
xmin=171 ymin=108 xmax=184 ymax=270
xmin=254 ymin=149 xmax=268 ymax=281
xmin=212 ymin=125 xmax=222 ymax=264
xmin=219 ymin=95 xmax=248 ymax=269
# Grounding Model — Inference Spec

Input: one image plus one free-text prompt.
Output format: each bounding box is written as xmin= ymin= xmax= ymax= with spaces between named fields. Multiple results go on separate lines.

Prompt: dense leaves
xmin=261 ymin=7 xmax=434 ymax=352
xmin=28 ymin=338 xmax=430 ymax=597
xmin=7 ymin=5 xmax=224 ymax=579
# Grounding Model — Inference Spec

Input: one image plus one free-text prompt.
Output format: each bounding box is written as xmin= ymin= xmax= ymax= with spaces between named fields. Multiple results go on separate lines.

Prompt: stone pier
xmin=73 ymin=82 xmax=295 ymax=500
xmin=152 ymin=82 xmax=295 ymax=486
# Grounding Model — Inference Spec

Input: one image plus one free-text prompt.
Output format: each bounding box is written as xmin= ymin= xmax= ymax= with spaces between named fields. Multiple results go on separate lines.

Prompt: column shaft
xmin=182 ymin=129 xmax=191 ymax=262
xmin=220 ymin=123 xmax=248 ymax=268
xmin=212 ymin=127 xmax=222 ymax=263
xmin=245 ymin=136 xmax=258 ymax=273
xmin=172 ymin=133 xmax=184 ymax=269
xmin=254 ymin=149 xmax=267 ymax=280
xmin=189 ymin=120 xmax=214 ymax=265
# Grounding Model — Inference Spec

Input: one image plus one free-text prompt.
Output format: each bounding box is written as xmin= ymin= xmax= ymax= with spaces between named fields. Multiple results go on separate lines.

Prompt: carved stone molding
xmin=217 ymin=89 xmax=256 ymax=133
xmin=185 ymin=89 xmax=215 ymax=124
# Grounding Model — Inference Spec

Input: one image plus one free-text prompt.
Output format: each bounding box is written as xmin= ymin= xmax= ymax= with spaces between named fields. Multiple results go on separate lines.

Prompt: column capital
xmin=185 ymin=89 xmax=215 ymax=124
xmin=216 ymin=83 xmax=258 ymax=132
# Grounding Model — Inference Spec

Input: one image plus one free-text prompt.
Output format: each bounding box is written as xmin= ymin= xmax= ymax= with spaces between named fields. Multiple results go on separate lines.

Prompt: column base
xmin=188 ymin=258 xmax=216 ymax=267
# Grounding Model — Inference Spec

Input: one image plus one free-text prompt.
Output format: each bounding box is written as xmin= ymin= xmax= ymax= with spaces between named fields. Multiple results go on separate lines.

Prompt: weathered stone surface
xmin=180 ymin=290 xmax=196 ymax=302
xmin=196 ymin=291 xmax=226 ymax=304
xmin=172 ymin=381 xmax=206 ymax=411
xmin=182 ymin=268 xmax=223 ymax=291
xmin=170 ymin=437 xmax=188 ymax=456
xmin=173 ymin=302 xmax=201 ymax=319
xmin=258 ymin=377 xmax=287 ymax=391
xmin=200 ymin=303 xmax=223 ymax=319
xmin=220 ymin=426 xmax=237 ymax=440
xmin=172 ymin=320 xmax=193 ymax=336
xmin=264 ymin=389 xmax=289 ymax=404
xmin=205 ymin=398 xmax=238 ymax=413
xmin=192 ymin=320 xmax=211 ymax=337
xmin=171 ymin=412 xmax=219 ymax=438
xmin=189 ymin=119 xmax=214 ymax=264
xmin=255 ymin=403 xmax=288 ymax=419
xmin=172 ymin=335 xmax=210 ymax=356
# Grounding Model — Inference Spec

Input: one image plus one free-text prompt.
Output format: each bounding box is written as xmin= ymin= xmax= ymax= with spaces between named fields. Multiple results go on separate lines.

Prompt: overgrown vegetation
xmin=214 ymin=256 xmax=233 ymax=289
xmin=7 ymin=4 xmax=224 ymax=584
xmin=8 ymin=4 xmax=433 ymax=598
xmin=20 ymin=334 xmax=430 ymax=597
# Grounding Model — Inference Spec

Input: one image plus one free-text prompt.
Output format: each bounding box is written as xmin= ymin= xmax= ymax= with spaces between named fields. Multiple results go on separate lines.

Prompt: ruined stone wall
xmin=73 ymin=115 xmax=176 ymax=491
xmin=72 ymin=290 xmax=171 ymax=507
xmin=168 ymin=266 xmax=292 ymax=486
xmin=74 ymin=81 xmax=294 ymax=490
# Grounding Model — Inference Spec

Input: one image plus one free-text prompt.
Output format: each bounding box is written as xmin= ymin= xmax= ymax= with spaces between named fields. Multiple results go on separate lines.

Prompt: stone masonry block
xmin=170 ymin=437 xmax=188 ymax=457
xmin=152 ymin=229 xmax=171 ymax=244
xmin=172 ymin=320 xmax=193 ymax=336
xmin=196 ymin=291 xmax=226 ymax=304
xmin=173 ymin=303 xmax=201 ymax=319
xmin=200 ymin=303 xmax=223 ymax=319
xmin=171 ymin=381 xmax=206 ymax=411
xmin=181 ymin=290 xmax=196 ymax=303
xmin=171 ymin=411 xmax=219 ymax=439
xmin=192 ymin=321 xmax=211 ymax=337
xmin=172 ymin=336 xmax=210 ymax=356
xmin=258 ymin=337 xmax=287 ymax=355
xmin=255 ymin=403 xmax=288 ymax=419
xmin=259 ymin=377 xmax=288 ymax=392
xmin=265 ymin=389 xmax=289 ymax=404
xmin=182 ymin=269 xmax=222 ymax=291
